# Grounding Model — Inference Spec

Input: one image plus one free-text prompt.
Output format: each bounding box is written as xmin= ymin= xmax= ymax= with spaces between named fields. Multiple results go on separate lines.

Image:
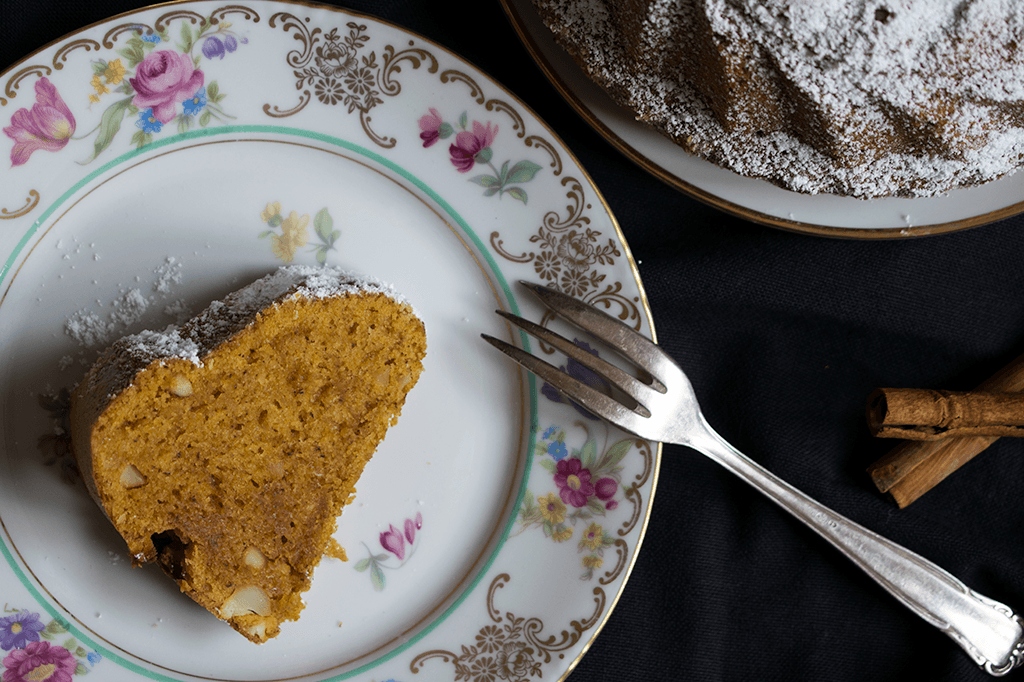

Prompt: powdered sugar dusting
xmin=65 ymin=288 xmax=151 ymax=348
xmin=79 ymin=266 xmax=413 ymax=401
xmin=533 ymin=0 xmax=1024 ymax=198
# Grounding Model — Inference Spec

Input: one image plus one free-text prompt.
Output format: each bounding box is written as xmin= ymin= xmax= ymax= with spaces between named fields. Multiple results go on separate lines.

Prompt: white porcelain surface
xmin=0 ymin=3 xmax=657 ymax=680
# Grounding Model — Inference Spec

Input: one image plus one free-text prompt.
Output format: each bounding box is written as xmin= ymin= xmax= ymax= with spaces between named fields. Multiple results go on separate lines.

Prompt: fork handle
xmin=692 ymin=419 xmax=1024 ymax=676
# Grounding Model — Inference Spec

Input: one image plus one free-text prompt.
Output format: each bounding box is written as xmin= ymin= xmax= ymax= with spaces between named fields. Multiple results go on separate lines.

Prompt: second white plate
xmin=501 ymin=0 xmax=1024 ymax=237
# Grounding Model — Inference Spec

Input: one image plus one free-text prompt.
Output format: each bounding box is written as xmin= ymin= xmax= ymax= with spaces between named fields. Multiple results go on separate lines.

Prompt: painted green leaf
xmin=117 ymin=45 xmax=144 ymax=67
xmin=475 ymin=147 xmax=493 ymax=165
xmin=498 ymin=160 xmax=509 ymax=183
xmin=522 ymin=489 xmax=535 ymax=509
xmin=75 ymin=646 xmax=87 ymax=657
xmin=459 ymin=111 xmax=468 ymax=130
xmin=179 ymin=22 xmax=194 ymax=53
xmin=596 ymin=439 xmax=633 ymax=473
xmin=580 ymin=440 xmax=597 ymax=470
xmin=75 ymin=662 xmax=88 ymax=676
xmin=199 ymin=110 xmax=211 ymax=127
xmin=587 ymin=497 xmax=606 ymax=515
xmin=507 ymin=160 xmax=542 ymax=184
xmin=45 ymin=619 xmax=68 ymax=634
xmin=374 ymin=553 xmax=390 ymax=562
xmin=314 ymin=207 xmax=333 ymax=242
xmin=91 ymin=60 xmax=108 ymax=76
xmin=438 ymin=122 xmax=454 ymax=139
xmin=506 ymin=187 xmax=528 ymax=204
xmin=207 ymin=81 xmax=220 ymax=102
xmin=257 ymin=230 xmax=272 ymax=239
xmin=470 ymin=175 xmax=500 ymax=188
xmin=354 ymin=557 xmax=371 ymax=572
xmin=316 ymin=246 xmax=328 ymax=265
xmin=87 ymin=97 xmax=132 ymax=161
xmin=178 ymin=115 xmax=193 ymax=134
xmin=330 ymin=229 xmax=341 ymax=243
xmin=483 ymin=187 xmax=500 ymax=197
xmin=370 ymin=561 xmax=385 ymax=591
xmin=542 ymin=520 xmax=553 ymax=536
xmin=129 ymin=130 xmax=146 ymax=149
xmin=539 ymin=458 xmax=556 ymax=473
xmin=63 ymin=637 xmax=77 ymax=650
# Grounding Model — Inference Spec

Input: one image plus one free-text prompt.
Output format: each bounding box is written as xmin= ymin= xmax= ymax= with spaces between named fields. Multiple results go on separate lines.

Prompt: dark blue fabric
xmin=4 ymin=2 xmax=1024 ymax=680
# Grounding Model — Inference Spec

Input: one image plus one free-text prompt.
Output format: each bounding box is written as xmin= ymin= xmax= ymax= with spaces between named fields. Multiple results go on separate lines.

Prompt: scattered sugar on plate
xmin=63 ymin=256 xmax=187 ymax=350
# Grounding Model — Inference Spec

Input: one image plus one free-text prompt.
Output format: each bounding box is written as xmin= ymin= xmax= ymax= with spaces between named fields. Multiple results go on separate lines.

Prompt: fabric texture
xmin=4 ymin=1 xmax=1024 ymax=680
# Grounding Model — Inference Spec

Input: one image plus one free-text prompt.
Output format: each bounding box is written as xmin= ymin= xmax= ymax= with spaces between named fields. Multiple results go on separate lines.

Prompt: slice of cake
xmin=69 ymin=265 xmax=427 ymax=643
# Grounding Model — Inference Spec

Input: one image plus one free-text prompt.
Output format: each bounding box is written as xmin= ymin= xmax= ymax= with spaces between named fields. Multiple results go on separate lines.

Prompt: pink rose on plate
xmin=129 ymin=50 xmax=204 ymax=124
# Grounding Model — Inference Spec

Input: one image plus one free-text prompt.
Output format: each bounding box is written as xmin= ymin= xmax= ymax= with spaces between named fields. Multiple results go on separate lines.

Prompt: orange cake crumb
xmin=69 ymin=265 xmax=426 ymax=643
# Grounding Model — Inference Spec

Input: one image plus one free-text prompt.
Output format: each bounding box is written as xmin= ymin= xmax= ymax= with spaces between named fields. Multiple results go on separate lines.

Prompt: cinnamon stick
xmin=866 ymin=351 xmax=1024 ymax=508
xmin=867 ymin=388 xmax=1024 ymax=439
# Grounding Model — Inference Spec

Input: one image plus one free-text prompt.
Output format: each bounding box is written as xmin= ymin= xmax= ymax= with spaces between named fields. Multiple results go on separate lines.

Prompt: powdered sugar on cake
xmin=533 ymin=0 xmax=1024 ymax=198
xmin=79 ymin=266 xmax=410 ymax=403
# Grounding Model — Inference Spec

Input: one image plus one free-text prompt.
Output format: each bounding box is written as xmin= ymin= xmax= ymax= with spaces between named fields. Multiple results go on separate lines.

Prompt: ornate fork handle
xmin=690 ymin=415 xmax=1024 ymax=676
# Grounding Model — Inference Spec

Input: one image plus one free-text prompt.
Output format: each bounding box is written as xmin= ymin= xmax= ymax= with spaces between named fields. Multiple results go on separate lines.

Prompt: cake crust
xmin=69 ymin=265 xmax=426 ymax=642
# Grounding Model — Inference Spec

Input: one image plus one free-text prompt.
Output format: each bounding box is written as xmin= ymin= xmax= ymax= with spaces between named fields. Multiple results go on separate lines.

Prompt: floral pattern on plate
xmin=0 ymin=3 xmax=656 ymax=681
xmin=0 ymin=608 xmax=102 ymax=679
xmin=355 ymin=513 xmax=424 ymax=592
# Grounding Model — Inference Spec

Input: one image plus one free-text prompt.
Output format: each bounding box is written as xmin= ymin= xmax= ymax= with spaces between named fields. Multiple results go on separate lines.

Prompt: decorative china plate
xmin=0 ymin=3 xmax=657 ymax=680
xmin=501 ymin=0 xmax=1024 ymax=238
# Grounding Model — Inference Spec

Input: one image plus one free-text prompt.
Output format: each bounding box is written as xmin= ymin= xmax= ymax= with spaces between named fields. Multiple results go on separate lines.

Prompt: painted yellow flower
xmin=103 ymin=58 xmax=125 ymax=85
xmin=88 ymin=93 xmax=101 ymax=104
xmin=90 ymin=74 xmax=109 ymax=96
xmin=537 ymin=492 xmax=566 ymax=524
xmin=580 ymin=523 xmax=604 ymax=550
xmin=260 ymin=201 xmax=282 ymax=223
xmin=271 ymin=211 xmax=309 ymax=263
xmin=282 ymin=211 xmax=309 ymax=243
xmin=582 ymin=555 xmax=603 ymax=570
xmin=552 ymin=526 xmax=573 ymax=543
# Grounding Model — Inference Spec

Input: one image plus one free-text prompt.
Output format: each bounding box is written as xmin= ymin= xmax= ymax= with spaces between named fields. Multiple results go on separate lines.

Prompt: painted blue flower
xmin=182 ymin=87 xmax=207 ymax=115
xmin=136 ymin=108 xmax=163 ymax=133
xmin=541 ymin=426 xmax=558 ymax=440
xmin=540 ymin=339 xmax=610 ymax=420
xmin=141 ymin=33 xmax=161 ymax=43
xmin=547 ymin=440 xmax=568 ymax=461
xmin=0 ymin=610 xmax=44 ymax=650
xmin=87 ymin=650 xmax=103 ymax=666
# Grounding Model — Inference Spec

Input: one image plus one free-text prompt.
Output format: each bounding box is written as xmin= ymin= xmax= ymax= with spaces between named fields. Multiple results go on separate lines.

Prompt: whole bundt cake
xmin=69 ymin=265 xmax=427 ymax=642
xmin=533 ymin=0 xmax=1024 ymax=198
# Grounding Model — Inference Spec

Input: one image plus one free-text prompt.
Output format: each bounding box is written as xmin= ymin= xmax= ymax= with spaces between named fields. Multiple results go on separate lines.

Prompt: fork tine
xmin=495 ymin=309 xmax=658 ymax=414
xmin=519 ymin=281 xmax=670 ymax=382
xmin=481 ymin=334 xmax=653 ymax=437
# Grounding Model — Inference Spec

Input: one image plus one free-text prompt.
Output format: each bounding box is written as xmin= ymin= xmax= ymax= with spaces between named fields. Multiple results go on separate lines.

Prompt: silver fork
xmin=483 ymin=281 xmax=1024 ymax=676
